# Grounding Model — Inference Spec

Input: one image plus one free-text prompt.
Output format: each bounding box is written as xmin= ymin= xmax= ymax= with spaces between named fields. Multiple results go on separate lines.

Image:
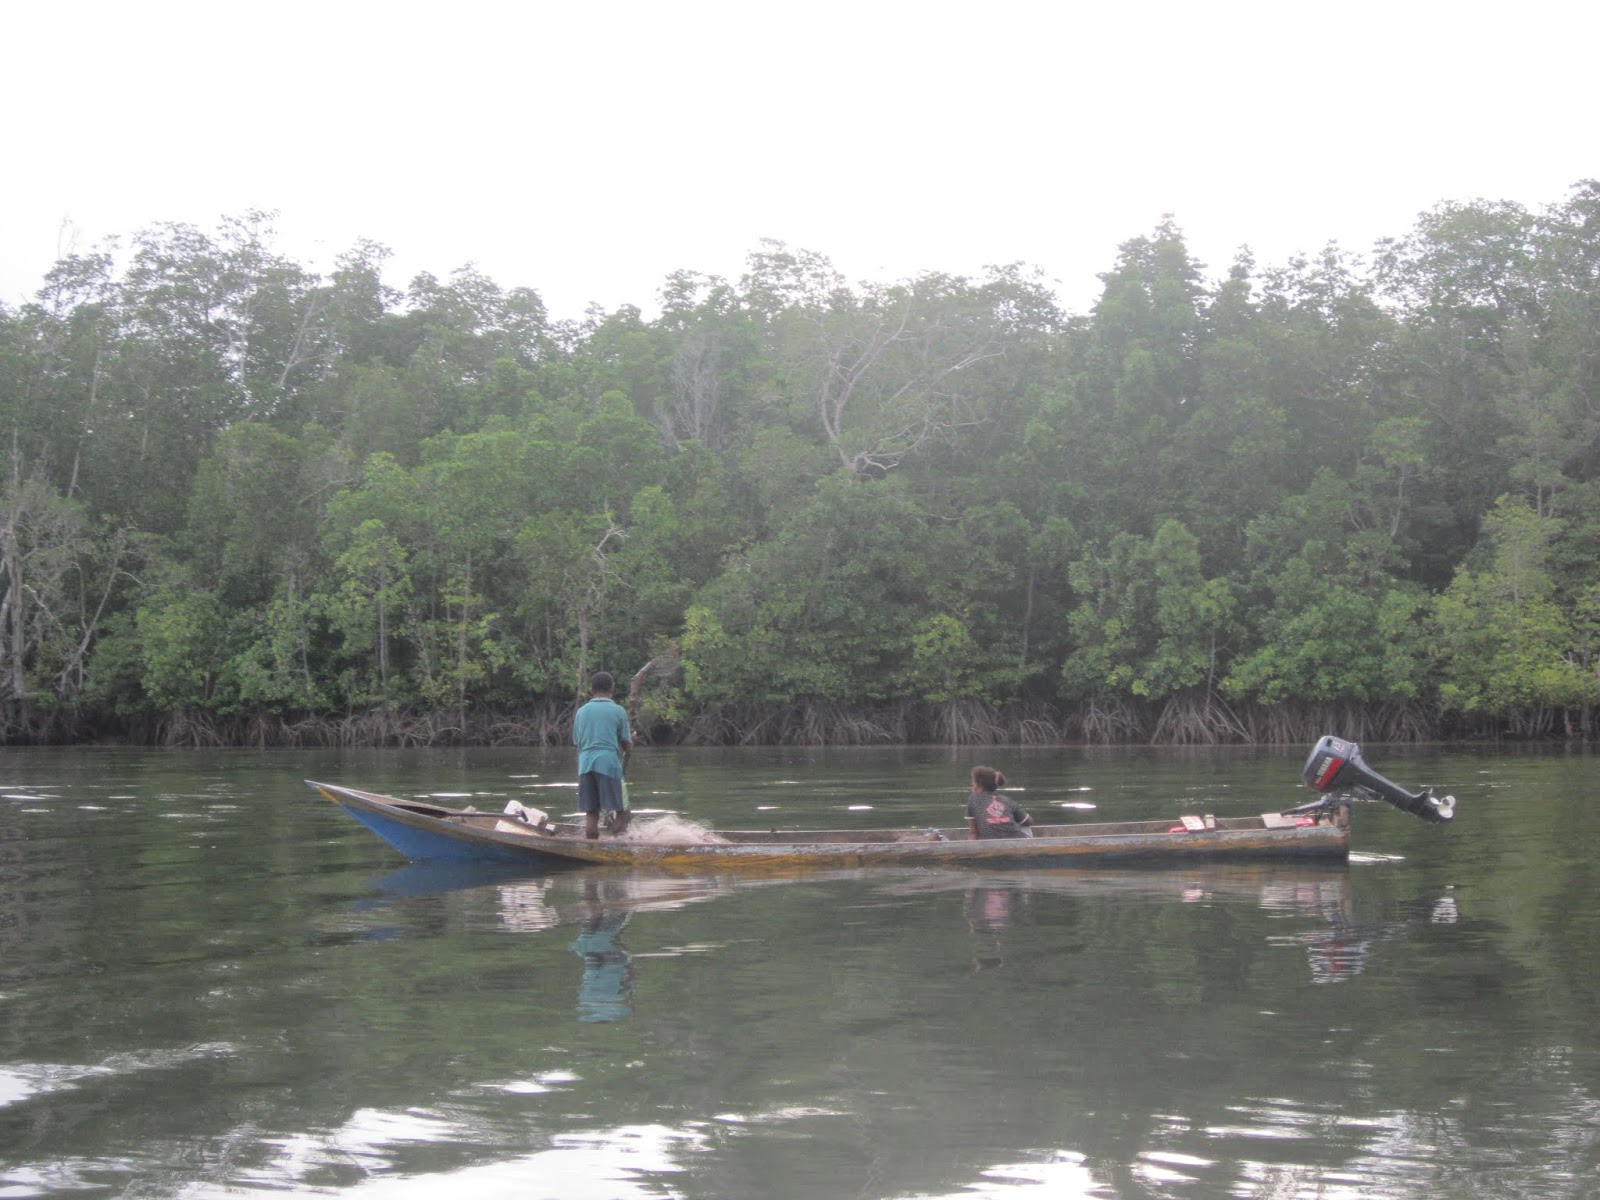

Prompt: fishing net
xmin=621 ymin=815 xmax=729 ymax=845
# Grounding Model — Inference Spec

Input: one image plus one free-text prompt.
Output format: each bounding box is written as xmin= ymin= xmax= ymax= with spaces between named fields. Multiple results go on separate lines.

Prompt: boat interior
xmin=370 ymin=793 xmax=1337 ymax=844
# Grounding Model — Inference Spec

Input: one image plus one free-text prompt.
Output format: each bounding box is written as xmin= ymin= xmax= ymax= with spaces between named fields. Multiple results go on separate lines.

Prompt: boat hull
xmin=310 ymin=781 xmax=1350 ymax=873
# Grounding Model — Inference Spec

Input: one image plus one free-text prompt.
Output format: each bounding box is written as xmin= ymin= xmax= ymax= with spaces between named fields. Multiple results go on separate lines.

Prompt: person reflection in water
xmin=965 ymin=765 xmax=1033 ymax=839
xmin=570 ymin=881 xmax=634 ymax=1023
xmin=966 ymin=885 xmax=1014 ymax=971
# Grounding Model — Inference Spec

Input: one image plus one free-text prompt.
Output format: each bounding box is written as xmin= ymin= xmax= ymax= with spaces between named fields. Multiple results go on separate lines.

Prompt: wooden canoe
xmin=309 ymin=781 xmax=1350 ymax=873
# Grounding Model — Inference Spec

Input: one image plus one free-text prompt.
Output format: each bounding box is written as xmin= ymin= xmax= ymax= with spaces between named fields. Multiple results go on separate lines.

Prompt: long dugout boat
xmin=310 ymin=734 xmax=1453 ymax=875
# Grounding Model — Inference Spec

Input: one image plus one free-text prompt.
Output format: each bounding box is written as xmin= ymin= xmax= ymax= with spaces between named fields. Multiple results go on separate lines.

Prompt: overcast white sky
xmin=5 ymin=1 xmax=1595 ymax=322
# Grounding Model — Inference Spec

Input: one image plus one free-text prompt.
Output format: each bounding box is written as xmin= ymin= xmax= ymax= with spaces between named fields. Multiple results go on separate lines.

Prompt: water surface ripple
xmin=1 ymin=744 xmax=1596 ymax=1198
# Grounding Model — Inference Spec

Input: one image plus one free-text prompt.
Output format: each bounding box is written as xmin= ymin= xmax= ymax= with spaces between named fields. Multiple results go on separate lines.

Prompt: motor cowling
xmin=1301 ymin=735 xmax=1456 ymax=824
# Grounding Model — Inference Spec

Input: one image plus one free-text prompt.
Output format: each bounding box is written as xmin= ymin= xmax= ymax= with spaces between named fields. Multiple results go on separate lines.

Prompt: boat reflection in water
xmin=1262 ymin=866 xmax=1461 ymax=984
xmin=354 ymin=860 xmax=1457 ymax=1003
xmin=364 ymin=861 xmax=736 ymax=926
xmin=892 ymin=864 xmax=1454 ymax=986
xmin=354 ymin=864 xmax=735 ymax=1023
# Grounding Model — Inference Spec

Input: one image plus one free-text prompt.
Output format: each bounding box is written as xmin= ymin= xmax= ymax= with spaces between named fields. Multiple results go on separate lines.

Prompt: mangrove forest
xmin=4 ymin=183 xmax=1600 ymax=746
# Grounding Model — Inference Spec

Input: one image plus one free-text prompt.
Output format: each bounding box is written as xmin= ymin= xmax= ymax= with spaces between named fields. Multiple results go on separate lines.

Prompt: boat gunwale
xmin=308 ymin=780 xmax=1349 ymax=866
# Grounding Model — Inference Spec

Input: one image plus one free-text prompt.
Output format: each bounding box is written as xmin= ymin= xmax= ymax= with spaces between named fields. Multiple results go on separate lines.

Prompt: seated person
xmin=965 ymin=765 xmax=1033 ymax=839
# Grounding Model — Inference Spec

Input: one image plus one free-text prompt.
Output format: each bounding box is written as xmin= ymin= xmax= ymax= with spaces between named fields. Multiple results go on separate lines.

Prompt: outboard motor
xmin=1301 ymin=735 xmax=1456 ymax=824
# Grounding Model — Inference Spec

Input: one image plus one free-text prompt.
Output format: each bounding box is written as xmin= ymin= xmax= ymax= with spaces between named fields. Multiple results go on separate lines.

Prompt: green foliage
xmin=321 ymin=518 xmax=414 ymax=708
xmin=135 ymin=578 xmax=228 ymax=711
xmin=903 ymin=613 xmax=987 ymax=703
xmin=1225 ymin=571 xmax=1432 ymax=705
xmin=1431 ymin=497 xmax=1592 ymax=721
xmin=1062 ymin=521 xmax=1236 ymax=702
xmin=1226 ymin=475 xmax=1433 ymax=706
xmin=7 ymin=191 xmax=1600 ymax=743
xmin=681 ymin=473 xmax=933 ymax=704
xmin=227 ymin=578 xmax=329 ymax=712
xmin=185 ymin=422 xmax=335 ymax=605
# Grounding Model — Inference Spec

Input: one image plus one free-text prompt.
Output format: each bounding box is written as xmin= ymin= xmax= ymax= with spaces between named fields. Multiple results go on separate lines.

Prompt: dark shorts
xmin=578 ymin=771 xmax=626 ymax=814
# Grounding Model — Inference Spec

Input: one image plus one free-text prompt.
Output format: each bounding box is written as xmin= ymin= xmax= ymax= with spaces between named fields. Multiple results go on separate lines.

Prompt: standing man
xmin=574 ymin=671 xmax=633 ymax=839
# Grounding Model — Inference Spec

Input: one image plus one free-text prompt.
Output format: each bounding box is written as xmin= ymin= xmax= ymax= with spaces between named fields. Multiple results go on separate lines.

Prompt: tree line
xmin=3 ymin=186 xmax=1599 ymax=747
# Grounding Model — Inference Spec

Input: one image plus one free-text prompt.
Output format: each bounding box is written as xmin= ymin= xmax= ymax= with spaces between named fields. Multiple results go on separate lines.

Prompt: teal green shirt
xmin=573 ymin=696 xmax=631 ymax=778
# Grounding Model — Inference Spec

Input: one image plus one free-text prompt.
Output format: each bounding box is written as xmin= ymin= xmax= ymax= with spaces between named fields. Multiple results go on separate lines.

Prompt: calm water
xmin=2 ymin=743 xmax=1597 ymax=1199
